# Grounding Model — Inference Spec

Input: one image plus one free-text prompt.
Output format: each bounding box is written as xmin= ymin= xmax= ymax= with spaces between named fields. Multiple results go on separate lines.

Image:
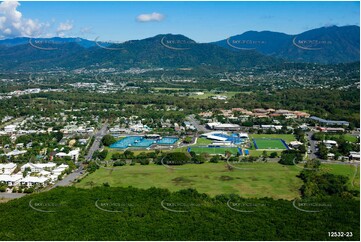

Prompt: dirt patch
xmin=172 ymin=177 xmax=194 ymax=185
xmin=219 ymin=176 xmax=234 ymax=181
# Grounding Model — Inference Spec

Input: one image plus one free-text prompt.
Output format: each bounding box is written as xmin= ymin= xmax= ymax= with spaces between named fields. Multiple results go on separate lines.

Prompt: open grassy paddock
xmin=77 ymin=162 xmax=303 ymax=199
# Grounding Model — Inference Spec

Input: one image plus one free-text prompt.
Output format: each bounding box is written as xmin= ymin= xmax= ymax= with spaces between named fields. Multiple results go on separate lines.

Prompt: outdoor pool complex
xmin=110 ymin=136 xmax=178 ymax=149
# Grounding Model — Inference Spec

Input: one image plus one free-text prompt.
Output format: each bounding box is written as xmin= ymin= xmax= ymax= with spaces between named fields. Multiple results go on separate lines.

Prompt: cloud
xmin=56 ymin=20 xmax=73 ymax=37
xmin=0 ymin=1 xmax=48 ymax=38
xmin=136 ymin=12 xmax=165 ymax=22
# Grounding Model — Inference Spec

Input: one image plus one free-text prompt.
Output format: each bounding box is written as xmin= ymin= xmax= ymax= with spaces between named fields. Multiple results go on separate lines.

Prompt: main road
xmin=85 ymin=122 xmax=108 ymax=161
xmin=306 ymin=131 xmax=317 ymax=159
xmin=187 ymin=115 xmax=208 ymax=132
xmin=48 ymin=122 xmax=109 ymax=189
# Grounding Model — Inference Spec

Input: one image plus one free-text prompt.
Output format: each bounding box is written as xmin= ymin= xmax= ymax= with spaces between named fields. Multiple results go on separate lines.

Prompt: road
xmin=187 ymin=115 xmax=208 ymax=132
xmin=85 ymin=122 xmax=108 ymax=161
xmin=46 ymin=122 xmax=109 ymax=190
xmin=0 ymin=193 xmax=27 ymax=199
xmin=306 ymin=131 xmax=317 ymax=159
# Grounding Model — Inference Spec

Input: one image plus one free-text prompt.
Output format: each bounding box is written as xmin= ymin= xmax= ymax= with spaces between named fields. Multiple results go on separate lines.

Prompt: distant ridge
xmin=0 ymin=25 xmax=358 ymax=71
xmin=213 ymin=25 xmax=360 ymax=64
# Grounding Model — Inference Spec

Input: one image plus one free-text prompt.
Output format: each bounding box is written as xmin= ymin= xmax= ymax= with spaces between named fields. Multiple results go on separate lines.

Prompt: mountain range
xmin=0 ymin=25 xmax=359 ymax=71
xmin=215 ymin=25 xmax=360 ymax=64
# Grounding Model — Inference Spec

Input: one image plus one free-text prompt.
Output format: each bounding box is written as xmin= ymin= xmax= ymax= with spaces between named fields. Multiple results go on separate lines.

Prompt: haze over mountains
xmin=0 ymin=25 xmax=359 ymax=71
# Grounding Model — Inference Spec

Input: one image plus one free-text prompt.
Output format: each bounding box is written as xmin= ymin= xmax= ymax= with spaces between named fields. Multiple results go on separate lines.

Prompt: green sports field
xmin=253 ymin=138 xmax=287 ymax=150
xmin=189 ymin=146 xmax=240 ymax=155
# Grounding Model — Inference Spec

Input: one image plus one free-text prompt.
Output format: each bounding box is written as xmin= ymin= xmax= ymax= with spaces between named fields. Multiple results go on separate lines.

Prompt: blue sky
xmin=1 ymin=1 xmax=359 ymax=42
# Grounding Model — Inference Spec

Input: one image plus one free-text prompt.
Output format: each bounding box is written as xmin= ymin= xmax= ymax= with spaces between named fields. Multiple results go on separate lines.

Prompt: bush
xmin=23 ymin=188 xmax=34 ymax=193
xmin=269 ymin=152 xmax=278 ymax=158
xmin=210 ymin=156 xmax=220 ymax=163
xmin=113 ymin=160 xmax=126 ymax=166
xmin=140 ymin=159 xmax=150 ymax=165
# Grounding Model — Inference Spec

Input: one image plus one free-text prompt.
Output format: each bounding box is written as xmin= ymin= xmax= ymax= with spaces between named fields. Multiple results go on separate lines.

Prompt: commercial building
xmin=206 ymin=122 xmax=241 ymax=131
xmin=310 ymin=116 xmax=349 ymax=126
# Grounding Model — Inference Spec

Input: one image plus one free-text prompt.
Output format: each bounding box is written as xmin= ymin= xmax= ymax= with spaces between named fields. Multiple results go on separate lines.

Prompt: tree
xmin=269 ymin=152 xmax=278 ymax=158
xmin=279 ymin=150 xmax=302 ymax=165
xmin=101 ymin=135 xmax=116 ymax=146
xmin=124 ymin=150 xmax=134 ymax=158
xmin=210 ymin=155 xmax=220 ymax=163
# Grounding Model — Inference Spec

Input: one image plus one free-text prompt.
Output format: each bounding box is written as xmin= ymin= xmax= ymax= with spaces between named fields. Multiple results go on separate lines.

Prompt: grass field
xmin=250 ymin=134 xmax=296 ymax=143
xmin=195 ymin=137 xmax=213 ymax=145
xmin=77 ymin=162 xmax=305 ymax=199
xmin=253 ymin=138 xmax=287 ymax=150
xmin=189 ymin=146 xmax=240 ymax=155
xmin=328 ymin=134 xmax=359 ymax=143
xmin=76 ymin=162 xmax=358 ymax=200
xmin=248 ymin=150 xmax=281 ymax=157
xmin=320 ymin=163 xmax=360 ymax=190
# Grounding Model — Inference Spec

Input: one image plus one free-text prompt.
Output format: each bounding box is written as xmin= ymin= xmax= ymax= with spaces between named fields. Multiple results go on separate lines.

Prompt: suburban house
xmin=0 ymin=174 xmax=23 ymax=186
xmin=21 ymin=162 xmax=57 ymax=173
xmin=20 ymin=176 xmax=51 ymax=188
xmin=0 ymin=163 xmax=17 ymax=175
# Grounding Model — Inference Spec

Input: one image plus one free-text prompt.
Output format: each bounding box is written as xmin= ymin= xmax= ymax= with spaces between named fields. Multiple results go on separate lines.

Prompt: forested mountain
xmin=0 ymin=34 xmax=279 ymax=71
xmin=0 ymin=25 xmax=358 ymax=71
xmin=214 ymin=25 xmax=360 ymax=64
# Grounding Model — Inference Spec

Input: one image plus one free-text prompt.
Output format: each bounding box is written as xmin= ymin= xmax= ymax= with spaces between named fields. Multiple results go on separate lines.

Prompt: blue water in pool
xmin=109 ymin=136 xmax=178 ymax=149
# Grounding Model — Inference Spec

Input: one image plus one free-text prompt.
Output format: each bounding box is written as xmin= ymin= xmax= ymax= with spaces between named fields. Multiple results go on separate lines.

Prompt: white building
xmin=20 ymin=176 xmax=50 ymax=188
xmin=206 ymin=122 xmax=241 ymax=131
xmin=6 ymin=149 xmax=27 ymax=157
xmin=52 ymin=164 xmax=69 ymax=176
xmin=349 ymin=151 xmax=360 ymax=161
xmin=0 ymin=174 xmax=22 ymax=186
xmin=55 ymin=149 xmax=80 ymax=161
xmin=21 ymin=162 xmax=57 ymax=173
xmin=4 ymin=124 xmax=16 ymax=133
xmin=0 ymin=163 xmax=17 ymax=175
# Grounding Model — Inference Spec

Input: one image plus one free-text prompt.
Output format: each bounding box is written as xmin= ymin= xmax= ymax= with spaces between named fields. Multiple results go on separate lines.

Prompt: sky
xmin=0 ymin=1 xmax=359 ymax=42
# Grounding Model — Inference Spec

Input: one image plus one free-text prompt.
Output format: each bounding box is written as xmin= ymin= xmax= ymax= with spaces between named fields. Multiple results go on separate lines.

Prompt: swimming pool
xmin=109 ymin=136 xmax=178 ymax=149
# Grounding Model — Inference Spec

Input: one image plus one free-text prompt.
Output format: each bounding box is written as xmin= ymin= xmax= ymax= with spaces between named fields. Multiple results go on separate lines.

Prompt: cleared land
xmin=76 ymin=163 xmax=358 ymax=199
xmin=77 ymin=162 xmax=304 ymax=199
